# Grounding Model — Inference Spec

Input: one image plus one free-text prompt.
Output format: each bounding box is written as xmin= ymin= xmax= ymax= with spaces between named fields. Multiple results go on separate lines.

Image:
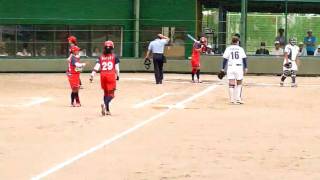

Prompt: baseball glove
xmin=283 ymin=62 xmax=292 ymax=68
xmin=217 ymin=70 xmax=226 ymax=80
xmin=144 ymin=58 xmax=151 ymax=70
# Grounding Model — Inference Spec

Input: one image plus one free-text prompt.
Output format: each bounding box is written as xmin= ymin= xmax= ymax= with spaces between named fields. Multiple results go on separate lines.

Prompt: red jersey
xmin=97 ymin=53 xmax=120 ymax=91
xmin=191 ymin=42 xmax=201 ymax=67
xmin=98 ymin=54 xmax=117 ymax=77
xmin=67 ymin=55 xmax=81 ymax=74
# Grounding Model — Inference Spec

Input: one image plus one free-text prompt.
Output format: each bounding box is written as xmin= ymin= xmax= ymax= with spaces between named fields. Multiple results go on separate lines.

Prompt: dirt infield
xmin=1 ymin=73 xmax=320 ymax=180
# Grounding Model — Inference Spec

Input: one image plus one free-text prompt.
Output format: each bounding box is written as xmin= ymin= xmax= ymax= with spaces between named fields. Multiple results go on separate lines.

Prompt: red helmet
xmin=104 ymin=40 xmax=114 ymax=48
xmin=68 ymin=36 xmax=77 ymax=44
xmin=70 ymin=46 xmax=80 ymax=53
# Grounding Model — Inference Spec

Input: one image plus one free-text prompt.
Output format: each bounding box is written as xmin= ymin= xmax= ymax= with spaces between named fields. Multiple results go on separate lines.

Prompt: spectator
xmin=206 ymin=45 xmax=215 ymax=55
xmin=16 ymin=44 xmax=31 ymax=56
xmin=298 ymin=42 xmax=307 ymax=57
xmin=314 ymin=45 xmax=320 ymax=56
xmin=255 ymin=42 xmax=269 ymax=55
xmin=275 ymin=28 xmax=285 ymax=47
xmin=0 ymin=42 xmax=8 ymax=56
xmin=79 ymin=48 xmax=87 ymax=57
xmin=37 ymin=46 xmax=47 ymax=56
xmin=304 ymin=30 xmax=317 ymax=55
xmin=270 ymin=41 xmax=284 ymax=56
xmin=92 ymin=47 xmax=101 ymax=56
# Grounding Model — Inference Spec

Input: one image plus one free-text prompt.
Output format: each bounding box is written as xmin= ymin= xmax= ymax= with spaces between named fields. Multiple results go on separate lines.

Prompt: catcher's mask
xmin=144 ymin=58 xmax=151 ymax=70
xmin=289 ymin=38 xmax=297 ymax=46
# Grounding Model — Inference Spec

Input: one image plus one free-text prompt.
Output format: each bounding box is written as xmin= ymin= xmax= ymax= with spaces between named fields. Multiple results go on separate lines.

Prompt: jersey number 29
xmin=102 ymin=61 xmax=114 ymax=71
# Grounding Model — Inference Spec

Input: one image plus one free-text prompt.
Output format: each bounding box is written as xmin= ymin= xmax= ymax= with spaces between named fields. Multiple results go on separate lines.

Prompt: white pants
xmin=227 ymin=67 xmax=244 ymax=80
xmin=283 ymin=60 xmax=298 ymax=71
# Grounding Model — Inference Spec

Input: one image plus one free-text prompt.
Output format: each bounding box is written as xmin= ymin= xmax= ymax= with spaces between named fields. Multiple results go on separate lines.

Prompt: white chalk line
xmin=122 ymin=77 xmax=320 ymax=87
xmin=151 ymin=85 xmax=219 ymax=109
xmin=31 ymin=84 xmax=219 ymax=180
xmin=0 ymin=97 xmax=51 ymax=108
xmin=132 ymin=93 xmax=172 ymax=109
xmin=121 ymin=77 xmax=209 ymax=84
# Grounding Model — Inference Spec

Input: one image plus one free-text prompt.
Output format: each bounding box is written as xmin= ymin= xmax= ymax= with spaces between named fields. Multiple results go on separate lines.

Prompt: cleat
xmin=291 ymin=83 xmax=298 ymax=87
xmin=106 ymin=111 xmax=111 ymax=116
xmin=70 ymin=103 xmax=75 ymax=107
xmin=197 ymin=79 xmax=202 ymax=83
xmin=74 ymin=103 xmax=81 ymax=107
xmin=280 ymin=82 xmax=284 ymax=87
xmin=101 ymin=104 xmax=106 ymax=116
xmin=236 ymin=100 xmax=244 ymax=104
xmin=191 ymin=80 xmax=196 ymax=83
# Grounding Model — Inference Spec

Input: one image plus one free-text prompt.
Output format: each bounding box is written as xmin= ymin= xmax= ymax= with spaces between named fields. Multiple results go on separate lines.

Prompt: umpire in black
xmin=145 ymin=34 xmax=170 ymax=84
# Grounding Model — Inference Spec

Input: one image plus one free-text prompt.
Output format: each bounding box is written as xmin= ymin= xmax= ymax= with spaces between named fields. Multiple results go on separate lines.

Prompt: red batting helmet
xmin=68 ymin=36 xmax=77 ymax=44
xmin=70 ymin=46 xmax=80 ymax=53
xmin=104 ymin=40 xmax=114 ymax=48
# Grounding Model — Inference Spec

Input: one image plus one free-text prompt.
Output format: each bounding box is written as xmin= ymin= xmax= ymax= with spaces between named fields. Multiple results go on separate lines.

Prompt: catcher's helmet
xmin=289 ymin=37 xmax=297 ymax=45
xmin=104 ymin=40 xmax=114 ymax=48
xmin=68 ymin=36 xmax=77 ymax=44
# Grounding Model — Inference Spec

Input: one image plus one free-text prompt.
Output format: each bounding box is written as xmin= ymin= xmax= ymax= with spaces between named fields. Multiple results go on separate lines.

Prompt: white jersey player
xmin=280 ymin=38 xmax=300 ymax=87
xmin=221 ymin=36 xmax=248 ymax=104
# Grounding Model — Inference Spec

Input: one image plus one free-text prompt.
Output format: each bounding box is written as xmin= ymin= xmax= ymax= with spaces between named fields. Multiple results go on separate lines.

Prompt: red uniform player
xmin=191 ymin=39 xmax=205 ymax=83
xmin=67 ymin=46 xmax=86 ymax=107
xmin=89 ymin=41 xmax=120 ymax=116
xmin=68 ymin=35 xmax=83 ymax=88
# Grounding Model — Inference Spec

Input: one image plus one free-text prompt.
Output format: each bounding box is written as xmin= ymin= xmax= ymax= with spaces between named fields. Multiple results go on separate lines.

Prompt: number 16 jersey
xmin=223 ymin=45 xmax=247 ymax=69
xmin=223 ymin=45 xmax=247 ymax=80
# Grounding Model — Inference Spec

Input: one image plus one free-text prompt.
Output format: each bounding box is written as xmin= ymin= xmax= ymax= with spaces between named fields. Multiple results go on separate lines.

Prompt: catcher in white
xmin=220 ymin=36 xmax=248 ymax=104
xmin=280 ymin=37 xmax=300 ymax=87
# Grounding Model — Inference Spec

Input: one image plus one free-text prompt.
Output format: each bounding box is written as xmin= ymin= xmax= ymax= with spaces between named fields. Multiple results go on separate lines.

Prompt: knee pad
xmin=283 ymin=70 xmax=291 ymax=77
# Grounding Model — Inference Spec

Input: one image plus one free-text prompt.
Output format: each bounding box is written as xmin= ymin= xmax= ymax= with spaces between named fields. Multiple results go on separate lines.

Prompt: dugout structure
xmin=202 ymin=0 xmax=320 ymax=52
xmin=0 ymin=0 xmax=201 ymax=59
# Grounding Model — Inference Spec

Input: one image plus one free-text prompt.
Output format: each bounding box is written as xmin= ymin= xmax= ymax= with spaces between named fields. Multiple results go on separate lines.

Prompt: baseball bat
xmin=186 ymin=34 xmax=199 ymax=43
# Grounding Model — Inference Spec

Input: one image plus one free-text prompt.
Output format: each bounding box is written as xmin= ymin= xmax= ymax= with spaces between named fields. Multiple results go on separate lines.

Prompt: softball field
xmin=1 ymin=73 xmax=320 ymax=180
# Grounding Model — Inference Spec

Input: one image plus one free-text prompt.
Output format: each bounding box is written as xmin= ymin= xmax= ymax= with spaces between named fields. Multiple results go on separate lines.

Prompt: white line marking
xmin=121 ymin=77 xmax=203 ymax=84
xmin=0 ymin=97 xmax=51 ymax=108
xmin=31 ymin=84 xmax=219 ymax=180
xmin=25 ymin=97 xmax=52 ymax=107
xmin=133 ymin=93 xmax=171 ymax=109
xmin=172 ymin=85 xmax=218 ymax=109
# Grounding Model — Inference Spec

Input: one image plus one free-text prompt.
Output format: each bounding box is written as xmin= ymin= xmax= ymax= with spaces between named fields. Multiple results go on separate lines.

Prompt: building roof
xmin=202 ymin=0 xmax=320 ymax=13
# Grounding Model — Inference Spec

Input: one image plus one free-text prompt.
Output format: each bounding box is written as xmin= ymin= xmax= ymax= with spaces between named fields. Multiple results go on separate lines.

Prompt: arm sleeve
xmin=148 ymin=42 xmax=152 ymax=51
xmin=115 ymin=55 xmax=120 ymax=64
xmin=115 ymin=55 xmax=120 ymax=76
xmin=75 ymin=62 xmax=84 ymax=68
xmin=93 ymin=63 xmax=100 ymax=72
xmin=92 ymin=58 xmax=100 ymax=71
xmin=222 ymin=58 xmax=228 ymax=69
xmin=242 ymin=58 xmax=248 ymax=69
xmin=115 ymin=63 xmax=120 ymax=77
xmin=161 ymin=39 xmax=169 ymax=45
xmin=71 ymin=56 xmax=77 ymax=66
xmin=222 ymin=48 xmax=229 ymax=59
